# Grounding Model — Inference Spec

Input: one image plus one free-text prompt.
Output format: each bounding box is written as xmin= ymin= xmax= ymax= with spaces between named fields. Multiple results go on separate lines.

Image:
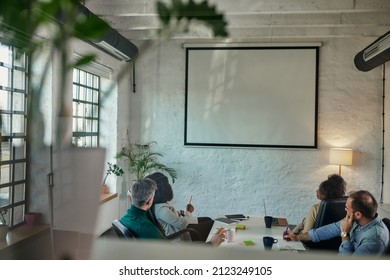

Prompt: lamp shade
xmin=329 ymin=148 xmax=353 ymax=166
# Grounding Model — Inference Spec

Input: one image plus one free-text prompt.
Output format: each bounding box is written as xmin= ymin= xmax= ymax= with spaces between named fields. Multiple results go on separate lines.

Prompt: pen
xmin=284 ymin=225 xmax=289 ymax=236
xmin=188 ymin=195 xmax=192 ymax=204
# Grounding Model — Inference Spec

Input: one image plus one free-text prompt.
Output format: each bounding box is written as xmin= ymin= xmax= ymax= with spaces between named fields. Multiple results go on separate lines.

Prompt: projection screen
xmin=184 ymin=46 xmax=319 ymax=148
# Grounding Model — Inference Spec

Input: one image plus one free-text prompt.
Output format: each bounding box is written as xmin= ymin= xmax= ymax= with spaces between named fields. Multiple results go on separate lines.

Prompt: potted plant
xmin=101 ymin=162 xmax=124 ymax=194
xmin=116 ymin=140 xmax=177 ymax=183
xmin=0 ymin=207 xmax=8 ymax=239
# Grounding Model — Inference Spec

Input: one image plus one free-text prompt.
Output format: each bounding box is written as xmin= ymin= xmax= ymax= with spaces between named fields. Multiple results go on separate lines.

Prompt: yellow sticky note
xmin=236 ymin=224 xmax=246 ymax=230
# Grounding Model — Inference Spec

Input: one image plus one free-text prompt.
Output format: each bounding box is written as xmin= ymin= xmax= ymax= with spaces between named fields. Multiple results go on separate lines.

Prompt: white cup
xmin=225 ymin=228 xmax=235 ymax=243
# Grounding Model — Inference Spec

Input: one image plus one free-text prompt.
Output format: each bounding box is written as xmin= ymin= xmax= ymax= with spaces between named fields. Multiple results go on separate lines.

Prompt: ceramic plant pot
xmin=101 ymin=184 xmax=109 ymax=194
xmin=24 ymin=212 xmax=41 ymax=226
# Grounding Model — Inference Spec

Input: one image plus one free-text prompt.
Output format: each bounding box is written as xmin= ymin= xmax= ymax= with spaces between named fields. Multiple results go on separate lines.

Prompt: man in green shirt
xmin=120 ymin=178 xmax=226 ymax=245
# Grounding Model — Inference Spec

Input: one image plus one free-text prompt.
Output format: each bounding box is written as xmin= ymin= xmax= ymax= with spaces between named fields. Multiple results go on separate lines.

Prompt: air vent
xmin=78 ymin=4 xmax=138 ymax=62
xmin=354 ymin=31 xmax=390 ymax=72
xmin=363 ymin=32 xmax=390 ymax=61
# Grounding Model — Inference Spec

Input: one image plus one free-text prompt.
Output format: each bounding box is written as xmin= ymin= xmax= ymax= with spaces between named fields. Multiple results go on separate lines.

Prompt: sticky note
xmin=243 ymin=240 xmax=255 ymax=246
xmin=236 ymin=224 xmax=246 ymax=230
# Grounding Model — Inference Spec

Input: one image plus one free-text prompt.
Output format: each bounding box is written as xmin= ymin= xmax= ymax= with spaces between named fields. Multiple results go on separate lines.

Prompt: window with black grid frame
xmin=0 ymin=42 xmax=29 ymax=228
xmin=72 ymin=68 xmax=100 ymax=147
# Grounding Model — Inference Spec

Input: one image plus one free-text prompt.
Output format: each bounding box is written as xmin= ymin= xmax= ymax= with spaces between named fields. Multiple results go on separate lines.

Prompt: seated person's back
xmin=292 ymin=174 xmax=346 ymax=234
xmin=147 ymin=172 xmax=213 ymax=242
xmin=286 ymin=190 xmax=390 ymax=256
xmin=120 ymin=179 xmax=165 ymax=239
xmin=119 ymin=177 xmax=226 ymax=245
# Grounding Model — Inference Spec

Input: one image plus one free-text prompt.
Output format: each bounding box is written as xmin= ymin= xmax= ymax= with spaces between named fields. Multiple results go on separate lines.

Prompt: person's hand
xmin=209 ymin=227 xmax=226 ymax=246
xmin=340 ymin=212 xmax=354 ymax=233
xmin=283 ymin=228 xmax=298 ymax=241
xmin=186 ymin=203 xmax=194 ymax=213
xmin=178 ymin=210 xmax=185 ymax=216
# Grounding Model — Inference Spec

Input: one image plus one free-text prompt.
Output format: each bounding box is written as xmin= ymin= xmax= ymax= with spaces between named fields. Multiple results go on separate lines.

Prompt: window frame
xmin=0 ymin=41 xmax=29 ymax=228
xmin=72 ymin=68 xmax=101 ymax=147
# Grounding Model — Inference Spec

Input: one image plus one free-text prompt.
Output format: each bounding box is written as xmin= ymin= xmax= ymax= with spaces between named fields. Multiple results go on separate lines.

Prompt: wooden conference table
xmin=206 ymin=216 xmax=306 ymax=252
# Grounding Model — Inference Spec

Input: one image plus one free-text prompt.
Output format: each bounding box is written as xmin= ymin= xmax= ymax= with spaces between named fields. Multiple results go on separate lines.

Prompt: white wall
xmin=118 ymin=37 xmax=384 ymax=225
xmin=27 ymin=2 xmax=389 ymax=230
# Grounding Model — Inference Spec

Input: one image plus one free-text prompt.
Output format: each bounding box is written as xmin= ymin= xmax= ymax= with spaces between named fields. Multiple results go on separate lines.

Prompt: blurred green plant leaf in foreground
xmin=157 ymin=0 xmax=229 ymax=37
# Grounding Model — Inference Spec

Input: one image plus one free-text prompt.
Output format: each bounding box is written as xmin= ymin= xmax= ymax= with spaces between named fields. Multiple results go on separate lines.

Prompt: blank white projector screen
xmin=184 ymin=47 xmax=318 ymax=148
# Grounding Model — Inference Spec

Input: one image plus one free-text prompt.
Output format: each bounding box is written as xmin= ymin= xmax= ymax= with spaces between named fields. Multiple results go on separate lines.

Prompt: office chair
xmin=304 ymin=196 xmax=348 ymax=251
xmin=382 ymin=218 xmax=390 ymax=255
xmin=147 ymin=205 xmax=202 ymax=242
xmin=112 ymin=219 xmax=137 ymax=240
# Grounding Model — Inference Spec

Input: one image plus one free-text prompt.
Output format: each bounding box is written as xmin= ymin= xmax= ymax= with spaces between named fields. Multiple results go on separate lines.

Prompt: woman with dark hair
xmin=292 ymin=174 xmax=347 ymax=234
xmin=146 ymin=172 xmax=214 ymax=242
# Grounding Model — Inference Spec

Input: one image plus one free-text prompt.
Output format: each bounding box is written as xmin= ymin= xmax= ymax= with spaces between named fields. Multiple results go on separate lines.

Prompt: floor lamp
xmin=329 ymin=148 xmax=353 ymax=176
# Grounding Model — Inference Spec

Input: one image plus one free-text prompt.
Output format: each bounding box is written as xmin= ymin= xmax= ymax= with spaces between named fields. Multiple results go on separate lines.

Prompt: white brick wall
xmin=117 ymin=36 xmax=384 ymax=225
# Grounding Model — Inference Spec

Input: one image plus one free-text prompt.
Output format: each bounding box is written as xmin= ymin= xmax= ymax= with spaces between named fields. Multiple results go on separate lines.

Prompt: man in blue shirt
xmin=285 ymin=190 xmax=389 ymax=255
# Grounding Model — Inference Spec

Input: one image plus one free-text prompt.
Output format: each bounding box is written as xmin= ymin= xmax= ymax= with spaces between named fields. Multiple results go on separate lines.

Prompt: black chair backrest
xmin=382 ymin=218 xmax=390 ymax=254
xmin=112 ymin=219 xmax=136 ymax=239
xmin=147 ymin=205 xmax=202 ymax=241
xmin=313 ymin=196 xmax=348 ymax=229
xmin=147 ymin=205 xmax=166 ymax=235
xmin=305 ymin=196 xmax=348 ymax=251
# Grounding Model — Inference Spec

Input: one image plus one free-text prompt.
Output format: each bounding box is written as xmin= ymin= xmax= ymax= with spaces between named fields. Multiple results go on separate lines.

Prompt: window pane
xmin=13 ymin=140 xmax=26 ymax=160
xmin=0 ymin=164 xmax=11 ymax=184
xmin=86 ymin=88 xmax=92 ymax=102
xmin=92 ymin=89 xmax=99 ymax=103
xmin=12 ymin=114 xmax=26 ymax=134
xmin=0 ymin=44 xmax=11 ymax=64
xmin=1 ymin=113 xmax=11 ymax=135
xmin=0 ymin=90 xmax=10 ymax=110
xmin=77 ymin=118 xmax=84 ymax=132
xmin=14 ymin=184 xmax=25 ymax=203
xmin=85 ymin=104 xmax=92 ymax=118
xmin=87 ymin=73 xmax=93 ymax=87
xmin=93 ymin=76 xmax=99 ymax=87
xmin=12 ymin=92 xmax=25 ymax=111
xmin=0 ymin=67 xmax=10 ymax=88
xmin=91 ymin=136 xmax=97 ymax=147
xmin=80 ymin=70 xmax=86 ymax=84
xmin=0 ymin=187 xmax=10 ymax=207
xmin=13 ymin=69 xmax=26 ymax=90
xmin=13 ymin=204 xmax=24 ymax=225
xmin=93 ymin=105 xmax=98 ymax=118
xmin=1 ymin=140 xmax=11 ymax=162
xmin=13 ymin=50 xmax=26 ymax=68
xmin=73 ymin=68 xmax=79 ymax=83
xmin=1 ymin=206 xmax=10 ymax=225
xmin=14 ymin=162 xmax=26 ymax=182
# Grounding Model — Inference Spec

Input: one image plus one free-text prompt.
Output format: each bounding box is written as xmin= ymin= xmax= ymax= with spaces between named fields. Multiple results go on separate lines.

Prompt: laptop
xmin=225 ymin=214 xmax=249 ymax=221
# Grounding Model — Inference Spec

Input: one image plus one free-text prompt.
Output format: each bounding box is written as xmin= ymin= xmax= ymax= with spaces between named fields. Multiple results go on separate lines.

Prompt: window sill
xmin=0 ymin=224 xmax=50 ymax=251
xmin=99 ymin=192 xmax=117 ymax=205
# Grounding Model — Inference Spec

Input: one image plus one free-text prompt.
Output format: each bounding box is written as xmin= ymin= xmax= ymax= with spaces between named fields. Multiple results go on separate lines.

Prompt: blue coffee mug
xmin=263 ymin=236 xmax=278 ymax=250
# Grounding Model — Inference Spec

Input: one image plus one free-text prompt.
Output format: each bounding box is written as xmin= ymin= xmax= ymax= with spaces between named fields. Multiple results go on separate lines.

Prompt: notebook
xmin=272 ymin=217 xmax=288 ymax=226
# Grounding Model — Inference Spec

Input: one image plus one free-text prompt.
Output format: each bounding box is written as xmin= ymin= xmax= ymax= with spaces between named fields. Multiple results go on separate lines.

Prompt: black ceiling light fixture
xmin=354 ymin=31 xmax=390 ymax=72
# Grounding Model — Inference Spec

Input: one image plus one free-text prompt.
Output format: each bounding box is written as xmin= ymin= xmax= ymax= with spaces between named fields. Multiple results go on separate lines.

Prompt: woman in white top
xmin=146 ymin=172 xmax=213 ymax=242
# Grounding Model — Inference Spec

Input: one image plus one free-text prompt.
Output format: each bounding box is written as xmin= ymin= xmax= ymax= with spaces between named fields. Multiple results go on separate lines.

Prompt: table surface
xmin=207 ymin=216 xmax=306 ymax=252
